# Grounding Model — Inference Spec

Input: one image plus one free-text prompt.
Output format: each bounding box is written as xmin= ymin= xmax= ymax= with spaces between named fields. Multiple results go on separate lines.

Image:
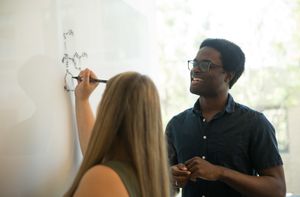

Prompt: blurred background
xmin=156 ymin=0 xmax=300 ymax=195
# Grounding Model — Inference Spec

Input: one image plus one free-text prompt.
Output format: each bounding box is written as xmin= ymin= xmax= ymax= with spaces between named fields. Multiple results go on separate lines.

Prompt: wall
xmin=282 ymin=104 xmax=300 ymax=194
xmin=0 ymin=0 xmax=155 ymax=196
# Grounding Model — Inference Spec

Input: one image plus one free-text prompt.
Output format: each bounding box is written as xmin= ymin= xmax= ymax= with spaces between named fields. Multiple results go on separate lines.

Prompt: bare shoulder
xmin=74 ymin=165 xmax=129 ymax=197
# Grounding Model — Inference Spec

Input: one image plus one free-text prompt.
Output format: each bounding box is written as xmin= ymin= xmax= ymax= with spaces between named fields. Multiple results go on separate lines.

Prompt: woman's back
xmin=104 ymin=161 xmax=140 ymax=197
xmin=66 ymin=70 xmax=170 ymax=197
xmin=74 ymin=161 xmax=140 ymax=197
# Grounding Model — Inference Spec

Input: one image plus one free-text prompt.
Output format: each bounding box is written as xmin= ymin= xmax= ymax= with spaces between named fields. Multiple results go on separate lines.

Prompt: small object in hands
xmin=72 ymin=76 xmax=107 ymax=83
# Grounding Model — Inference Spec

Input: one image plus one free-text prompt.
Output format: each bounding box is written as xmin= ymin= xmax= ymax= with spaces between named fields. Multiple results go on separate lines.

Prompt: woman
xmin=65 ymin=69 xmax=171 ymax=197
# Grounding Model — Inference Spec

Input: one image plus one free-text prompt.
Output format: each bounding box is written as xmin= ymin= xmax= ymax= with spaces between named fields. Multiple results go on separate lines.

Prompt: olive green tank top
xmin=104 ymin=161 xmax=141 ymax=197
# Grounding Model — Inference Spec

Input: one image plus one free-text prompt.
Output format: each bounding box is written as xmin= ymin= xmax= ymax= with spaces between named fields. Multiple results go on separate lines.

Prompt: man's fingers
xmin=185 ymin=157 xmax=198 ymax=165
xmin=185 ymin=157 xmax=203 ymax=169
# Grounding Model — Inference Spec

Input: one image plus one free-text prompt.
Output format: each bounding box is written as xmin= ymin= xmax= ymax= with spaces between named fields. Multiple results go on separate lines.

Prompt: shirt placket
xmin=198 ymin=115 xmax=209 ymax=197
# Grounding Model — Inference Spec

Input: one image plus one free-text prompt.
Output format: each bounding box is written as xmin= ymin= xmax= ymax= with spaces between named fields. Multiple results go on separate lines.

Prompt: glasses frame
xmin=187 ymin=60 xmax=222 ymax=72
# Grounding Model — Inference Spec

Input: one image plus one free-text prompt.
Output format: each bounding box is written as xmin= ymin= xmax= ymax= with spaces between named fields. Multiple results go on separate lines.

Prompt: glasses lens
xmin=199 ymin=61 xmax=210 ymax=72
xmin=188 ymin=60 xmax=210 ymax=72
xmin=188 ymin=60 xmax=199 ymax=70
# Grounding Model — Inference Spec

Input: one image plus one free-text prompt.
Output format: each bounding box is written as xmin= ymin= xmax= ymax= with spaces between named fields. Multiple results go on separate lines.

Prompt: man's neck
xmin=199 ymin=93 xmax=228 ymax=121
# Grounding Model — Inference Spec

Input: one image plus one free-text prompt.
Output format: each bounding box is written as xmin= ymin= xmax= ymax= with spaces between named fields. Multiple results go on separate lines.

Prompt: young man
xmin=166 ymin=38 xmax=286 ymax=197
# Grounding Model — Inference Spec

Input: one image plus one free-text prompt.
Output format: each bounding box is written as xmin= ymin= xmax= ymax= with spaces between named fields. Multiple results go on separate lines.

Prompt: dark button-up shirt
xmin=166 ymin=94 xmax=283 ymax=197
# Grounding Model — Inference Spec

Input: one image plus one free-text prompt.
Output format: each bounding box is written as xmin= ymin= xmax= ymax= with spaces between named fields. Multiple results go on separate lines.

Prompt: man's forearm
xmin=219 ymin=166 xmax=286 ymax=197
xmin=75 ymin=99 xmax=95 ymax=155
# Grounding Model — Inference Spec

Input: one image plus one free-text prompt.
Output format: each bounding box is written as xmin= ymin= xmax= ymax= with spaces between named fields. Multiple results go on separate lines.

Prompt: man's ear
xmin=225 ymin=72 xmax=235 ymax=83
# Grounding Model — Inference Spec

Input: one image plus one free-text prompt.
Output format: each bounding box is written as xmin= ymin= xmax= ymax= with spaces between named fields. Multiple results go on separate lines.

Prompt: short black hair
xmin=200 ymin=38 xmax=245 ymax=88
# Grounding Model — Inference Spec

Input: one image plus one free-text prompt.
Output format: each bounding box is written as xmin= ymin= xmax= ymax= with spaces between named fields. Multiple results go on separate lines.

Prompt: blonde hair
xmin=66 ymin=71 xmax=170 ymax=197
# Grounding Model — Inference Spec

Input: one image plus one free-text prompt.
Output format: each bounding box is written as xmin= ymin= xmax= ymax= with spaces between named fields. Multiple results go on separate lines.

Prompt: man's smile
xmin=191 ymin=76 xmax=204 ymax=85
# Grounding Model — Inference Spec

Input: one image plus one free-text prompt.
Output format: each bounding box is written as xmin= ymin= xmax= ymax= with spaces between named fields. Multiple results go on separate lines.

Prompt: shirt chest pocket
xmin=207 ymin=135 xmax=249 ymax=170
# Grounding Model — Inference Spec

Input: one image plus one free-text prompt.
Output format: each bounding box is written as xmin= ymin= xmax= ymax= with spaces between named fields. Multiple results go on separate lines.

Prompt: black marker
xmin=72 ymin=76 xmax=107 ymax=83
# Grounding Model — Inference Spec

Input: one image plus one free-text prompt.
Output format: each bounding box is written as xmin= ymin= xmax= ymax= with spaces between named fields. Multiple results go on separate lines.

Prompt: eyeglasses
xmin=187 ymin=60 xmax=222 ymax=72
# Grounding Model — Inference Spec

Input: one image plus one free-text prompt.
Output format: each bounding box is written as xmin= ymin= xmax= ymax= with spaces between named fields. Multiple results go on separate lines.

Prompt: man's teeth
xmin=192 ymin=77 xmax=202 ymax=81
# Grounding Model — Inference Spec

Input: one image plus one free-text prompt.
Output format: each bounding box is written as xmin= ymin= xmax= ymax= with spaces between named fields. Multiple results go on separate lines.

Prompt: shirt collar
xmin=192 ymin=94 xmax=235 ymax=114
xmin=225 ymin=94 xmax=235 ymax=113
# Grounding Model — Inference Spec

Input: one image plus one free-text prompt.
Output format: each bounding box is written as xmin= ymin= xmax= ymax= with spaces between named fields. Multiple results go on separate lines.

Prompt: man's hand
xmin=171 ymin=163 xmax=191 ymax=188
xmin=185 ymin=156 xmax=224 ymax=181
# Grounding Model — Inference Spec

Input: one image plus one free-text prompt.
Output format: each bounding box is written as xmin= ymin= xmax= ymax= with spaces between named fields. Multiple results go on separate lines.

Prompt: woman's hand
xmin=75 ymin=68 xmax=99 ymax=101
xmin=185 ymin=156 xmax=223 ymax=181
xmin=171 ymin=163 xmax=191 ymax=188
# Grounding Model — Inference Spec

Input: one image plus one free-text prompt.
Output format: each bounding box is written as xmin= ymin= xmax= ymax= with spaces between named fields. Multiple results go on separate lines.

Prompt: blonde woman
xmin=65 ymin=69 xmax=171 ymax=197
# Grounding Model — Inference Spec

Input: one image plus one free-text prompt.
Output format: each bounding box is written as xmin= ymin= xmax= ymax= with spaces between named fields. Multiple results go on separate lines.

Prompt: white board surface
xmin=0 ymin=0 xmax=155 ymax=196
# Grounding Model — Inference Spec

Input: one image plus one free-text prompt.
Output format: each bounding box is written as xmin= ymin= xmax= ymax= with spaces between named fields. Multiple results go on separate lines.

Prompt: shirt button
xmin=202 ymin=156 xmax=206 ymax=160
xmin=203 ymin=135 xmax=207 ymax=139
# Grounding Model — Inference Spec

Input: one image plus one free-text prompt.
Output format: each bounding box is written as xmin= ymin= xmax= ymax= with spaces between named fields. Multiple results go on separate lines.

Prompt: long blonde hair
xmin=65 ymin=71 xmax=170 ymax=197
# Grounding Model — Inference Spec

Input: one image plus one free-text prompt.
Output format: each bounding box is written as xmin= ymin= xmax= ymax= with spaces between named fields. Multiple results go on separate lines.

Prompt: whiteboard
xmin=0 ymin=0 xmax=156 ymax=196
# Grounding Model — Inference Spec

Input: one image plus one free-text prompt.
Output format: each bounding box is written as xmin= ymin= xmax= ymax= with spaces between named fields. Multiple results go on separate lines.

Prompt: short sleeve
xmin=165 ymin=118 xmax=178 ymax=166
xmin=249 ymin=113 xmax=283 ymax=170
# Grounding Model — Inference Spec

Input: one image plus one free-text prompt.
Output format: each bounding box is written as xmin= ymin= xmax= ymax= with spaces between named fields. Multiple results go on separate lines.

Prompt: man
xmin=166 ymin=38 xmax=286 ymax=197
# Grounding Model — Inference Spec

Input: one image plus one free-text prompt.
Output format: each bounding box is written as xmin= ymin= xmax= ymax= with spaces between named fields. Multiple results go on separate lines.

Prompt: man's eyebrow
xmin=194 ymin=59 xmax=211 ymax=62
